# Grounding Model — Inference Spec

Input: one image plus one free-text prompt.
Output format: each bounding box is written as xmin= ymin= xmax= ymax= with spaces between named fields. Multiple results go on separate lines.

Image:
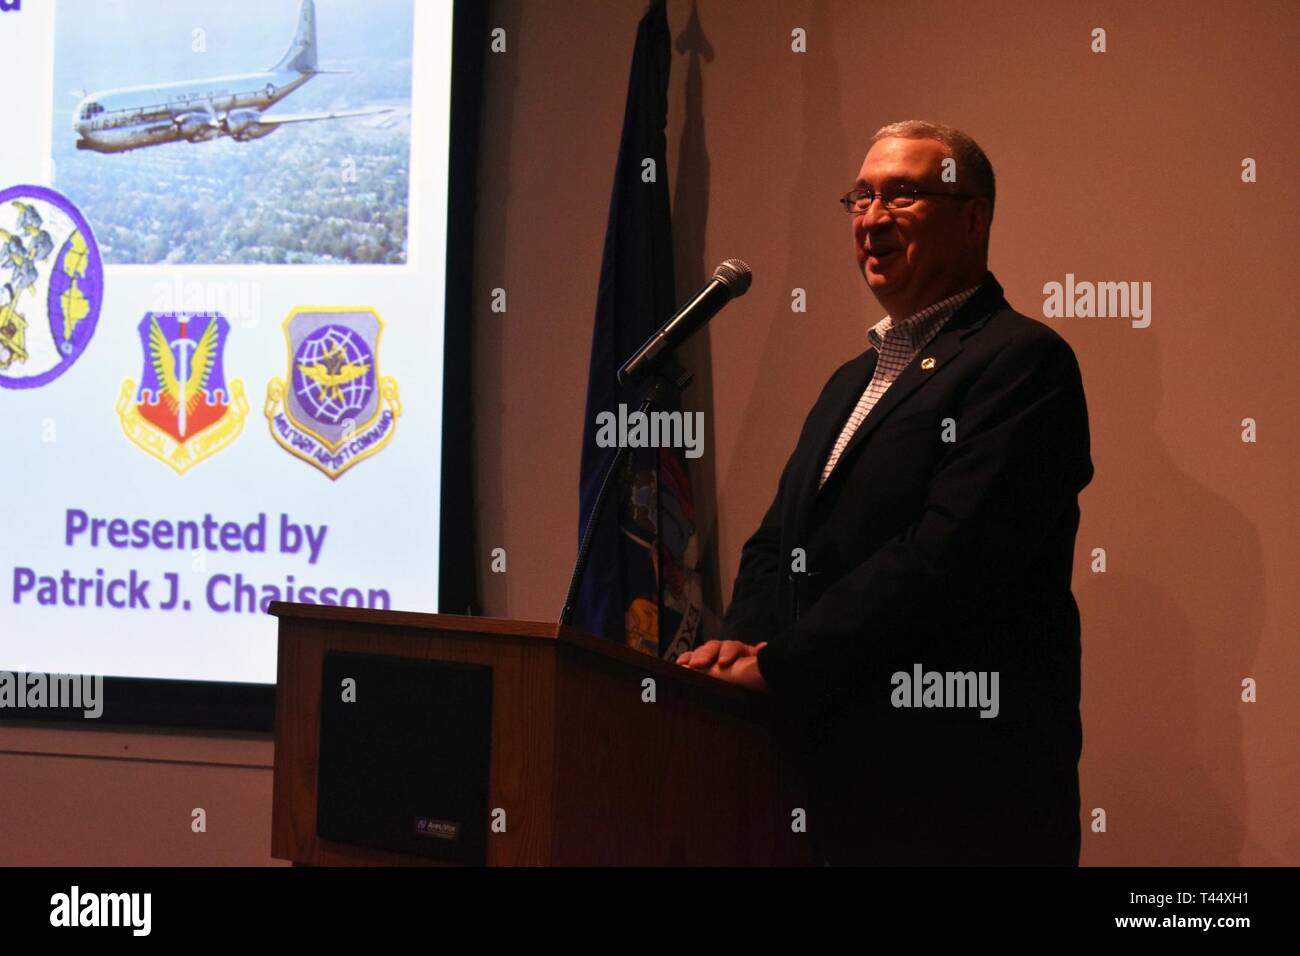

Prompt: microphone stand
xmin=559 ymin=361 xmax=693 ymax=627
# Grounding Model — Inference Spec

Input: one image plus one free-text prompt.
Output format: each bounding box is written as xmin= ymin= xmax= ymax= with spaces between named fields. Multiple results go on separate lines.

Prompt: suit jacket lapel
xmin=796 ymin=274 xmax=1007 ymax=520
xmin=814 ymin=326 xmax=967 ymax=498
xmin=787 ymin=347 xmax=877 ymax=540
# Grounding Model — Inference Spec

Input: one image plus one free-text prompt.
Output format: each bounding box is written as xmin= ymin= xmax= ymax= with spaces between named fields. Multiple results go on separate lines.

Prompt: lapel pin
xmin=920 ymin=357 xmax=936 ymax=370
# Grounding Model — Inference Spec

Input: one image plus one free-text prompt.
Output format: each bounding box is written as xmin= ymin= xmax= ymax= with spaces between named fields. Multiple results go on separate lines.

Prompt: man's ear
xmin=966 ymin=197 xmax=993 ymax=248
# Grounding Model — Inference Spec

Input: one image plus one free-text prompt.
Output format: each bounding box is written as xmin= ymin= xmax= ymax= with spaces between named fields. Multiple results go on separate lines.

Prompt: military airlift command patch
xmin=264 ymin=307 xmax=401 ymax=479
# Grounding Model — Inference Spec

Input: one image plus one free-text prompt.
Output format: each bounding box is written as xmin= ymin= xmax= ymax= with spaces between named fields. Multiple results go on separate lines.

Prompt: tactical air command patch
xmin=264 ymin=307 xmax=401 ymax=479
xmin=0 ymin=185 xmax=103 ymax=389
xmin=116 ymin=312 xmax=249 ymax=474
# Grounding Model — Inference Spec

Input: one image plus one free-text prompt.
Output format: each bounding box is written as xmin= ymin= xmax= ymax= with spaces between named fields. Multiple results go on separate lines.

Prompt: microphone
xmin=617 ymin=258 xmax=752 ymax=388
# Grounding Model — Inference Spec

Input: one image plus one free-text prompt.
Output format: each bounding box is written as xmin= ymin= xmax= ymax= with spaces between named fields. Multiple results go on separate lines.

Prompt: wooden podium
xmin=269 ymin=602 xmax=814 ymax=865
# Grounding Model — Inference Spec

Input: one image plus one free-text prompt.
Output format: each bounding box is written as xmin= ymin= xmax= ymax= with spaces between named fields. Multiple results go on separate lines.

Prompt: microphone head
xmin=713 ymin=258 xmax=752 ymax=297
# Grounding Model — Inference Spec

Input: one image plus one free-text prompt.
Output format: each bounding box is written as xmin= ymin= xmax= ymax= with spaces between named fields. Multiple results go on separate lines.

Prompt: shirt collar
xmin=868 ymin=284 xmax=982 ymax=351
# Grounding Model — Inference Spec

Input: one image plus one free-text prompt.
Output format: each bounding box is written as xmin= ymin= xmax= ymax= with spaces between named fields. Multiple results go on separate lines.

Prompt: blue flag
xmin=574 ymin=0 xmax=701 ymax=658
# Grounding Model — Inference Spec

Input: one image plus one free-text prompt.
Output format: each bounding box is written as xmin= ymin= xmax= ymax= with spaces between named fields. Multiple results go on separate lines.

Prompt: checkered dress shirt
xmin=820 ymin=285 xmax=981 ymax=487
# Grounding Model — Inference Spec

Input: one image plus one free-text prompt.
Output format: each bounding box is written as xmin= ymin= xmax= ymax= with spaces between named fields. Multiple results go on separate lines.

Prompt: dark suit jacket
xmin=722 ymin=272 xmax=1093 ymax=865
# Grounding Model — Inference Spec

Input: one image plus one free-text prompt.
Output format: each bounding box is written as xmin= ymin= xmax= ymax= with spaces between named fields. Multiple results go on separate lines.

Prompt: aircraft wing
xmin=255 ymin=106 xmax=396 ymax=126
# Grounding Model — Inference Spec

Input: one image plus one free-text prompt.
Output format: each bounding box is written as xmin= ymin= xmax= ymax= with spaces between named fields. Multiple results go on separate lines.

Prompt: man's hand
xmin=676 ymin=640 xmax=769 ymax=690
xmin=676 ymin=639 xmax=765 ymax=669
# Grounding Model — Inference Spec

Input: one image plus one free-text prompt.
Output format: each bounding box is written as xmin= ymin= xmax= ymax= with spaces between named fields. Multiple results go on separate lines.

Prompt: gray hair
xmin=870 ymin=120 xmax=996 ymax=221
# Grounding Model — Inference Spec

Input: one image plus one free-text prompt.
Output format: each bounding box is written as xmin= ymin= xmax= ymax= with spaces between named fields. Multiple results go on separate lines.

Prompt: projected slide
xmin=0 ymin=0 xmax=452 ymax=683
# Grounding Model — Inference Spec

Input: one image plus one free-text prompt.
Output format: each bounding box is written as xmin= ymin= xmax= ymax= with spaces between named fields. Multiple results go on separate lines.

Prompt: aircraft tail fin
xmin=272 ymin=0 xmax=318 ymax=74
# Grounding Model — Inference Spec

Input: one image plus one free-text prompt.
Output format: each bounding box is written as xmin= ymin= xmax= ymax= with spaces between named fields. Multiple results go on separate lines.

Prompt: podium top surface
xmin=267 ymin=602 xmax=767 ymax=707
xmin=268 ymin=600 xmax=571 ymax=641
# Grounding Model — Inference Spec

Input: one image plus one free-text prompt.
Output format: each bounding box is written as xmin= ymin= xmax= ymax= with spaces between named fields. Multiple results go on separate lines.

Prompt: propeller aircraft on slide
xmin=72 ymin=0 xmax=393 ymax=154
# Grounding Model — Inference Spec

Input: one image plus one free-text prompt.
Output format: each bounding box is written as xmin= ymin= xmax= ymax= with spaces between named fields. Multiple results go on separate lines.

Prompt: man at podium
xmin=677 ymin=121 xmax=1093 ymax=866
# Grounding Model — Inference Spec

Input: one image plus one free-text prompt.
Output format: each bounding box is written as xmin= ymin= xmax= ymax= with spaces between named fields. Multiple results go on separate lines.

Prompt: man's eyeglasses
xmin=839 ymin=183 xmax=977 ymax=214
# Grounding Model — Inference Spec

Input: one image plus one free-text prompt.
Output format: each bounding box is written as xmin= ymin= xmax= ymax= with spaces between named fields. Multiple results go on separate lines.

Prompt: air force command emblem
xmin=116 ymin=312 xmax=249 ymax=473
xmin=0 ymin=185 xmax=103 ymax=389
xmin=264 ymin=307 xmax=401 ymax=479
